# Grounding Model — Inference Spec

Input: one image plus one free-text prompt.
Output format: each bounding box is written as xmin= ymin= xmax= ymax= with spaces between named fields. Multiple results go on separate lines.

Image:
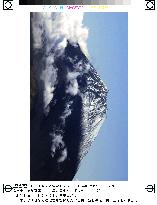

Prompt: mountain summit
xmin=31 ymin=37 xmax=107 ymax=180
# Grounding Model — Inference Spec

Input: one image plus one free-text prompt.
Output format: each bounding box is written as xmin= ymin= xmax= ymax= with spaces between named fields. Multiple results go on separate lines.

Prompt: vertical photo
xmin=30 ymin=12 xmax=128 ymax=181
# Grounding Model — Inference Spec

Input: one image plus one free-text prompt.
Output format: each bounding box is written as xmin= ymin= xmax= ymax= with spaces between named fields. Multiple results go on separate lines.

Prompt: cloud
xmin=57 ymin=148 xmax=67 ymax=163
xmin=65 ymin=61 xmax=91 ymax=96
xmin=50 ymin=132 xmax=67 ymax=163
xmin=65 ymin=71 xmax=80 ymax=96
xmin=60 ymin=101 xmax=73 ymax=124
xmin=67 ymin=72 xmax=80 ymax=81
xmin=66 ymin=79 xmax=79 ymax=96
xmin=31 ymin=13 xmax=44 ymax=49
xmin=32 ymin=12 xmax=89 ymax=56
xmin=31 ymin=12 xmax=89 ymax=113
xmin=49 ymin=100 xmax=74 ymax=162
xmin=40 ymin=64 xmax=57 ymax=111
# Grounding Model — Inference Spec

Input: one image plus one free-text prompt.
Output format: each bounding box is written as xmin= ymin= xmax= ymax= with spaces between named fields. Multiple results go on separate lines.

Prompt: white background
xmin=0 ymin=0 xmax=157 ymax=204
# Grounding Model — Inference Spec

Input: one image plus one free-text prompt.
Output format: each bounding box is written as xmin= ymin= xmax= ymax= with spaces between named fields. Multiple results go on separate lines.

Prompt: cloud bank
xmin=31 ymin=13 xmax=91 ymax=163
xmin=31 ymin=12 xmax=89 ymax=112
xmin=32 ymin=12 xmax=88 ymax=56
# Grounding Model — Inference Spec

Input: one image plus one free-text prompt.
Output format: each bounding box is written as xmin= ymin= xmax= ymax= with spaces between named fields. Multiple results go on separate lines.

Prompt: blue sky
xmin=74 ymin=12 xmax=128 ymax=181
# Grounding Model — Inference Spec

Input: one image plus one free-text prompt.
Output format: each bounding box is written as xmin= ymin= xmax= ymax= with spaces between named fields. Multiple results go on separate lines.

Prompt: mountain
xmin=30 ymin=38 xmax=108 ymax=181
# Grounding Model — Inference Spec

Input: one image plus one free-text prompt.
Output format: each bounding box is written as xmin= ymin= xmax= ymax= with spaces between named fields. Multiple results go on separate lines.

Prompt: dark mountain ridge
xmin=30 ymin=40 xmax=108 ymax=181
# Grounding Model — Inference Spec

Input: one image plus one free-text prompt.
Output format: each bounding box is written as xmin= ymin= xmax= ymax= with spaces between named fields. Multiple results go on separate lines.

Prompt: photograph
xmin=1 ymin=1 xmax=157 ymax=204
xmin=30 ymin=12 xmax=128 ymax=181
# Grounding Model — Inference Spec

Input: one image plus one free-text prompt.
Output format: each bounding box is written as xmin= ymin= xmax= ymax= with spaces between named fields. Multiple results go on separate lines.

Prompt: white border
xmin=0 ymin=0 xmax=157 ymax=204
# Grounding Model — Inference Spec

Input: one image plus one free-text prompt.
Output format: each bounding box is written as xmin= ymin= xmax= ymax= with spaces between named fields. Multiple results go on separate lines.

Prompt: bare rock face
xmin=30 ymin=13 xmax=107 ymax=181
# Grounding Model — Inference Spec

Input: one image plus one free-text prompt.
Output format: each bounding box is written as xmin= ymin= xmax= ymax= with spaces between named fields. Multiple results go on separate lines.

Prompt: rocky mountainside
xmin=30 ymin=35 xmax=107 ymax=180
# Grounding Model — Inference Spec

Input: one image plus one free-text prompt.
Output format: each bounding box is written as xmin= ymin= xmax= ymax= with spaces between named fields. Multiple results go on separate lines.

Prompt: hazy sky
xmin=75 ymin=12 xmax=128 ymax=181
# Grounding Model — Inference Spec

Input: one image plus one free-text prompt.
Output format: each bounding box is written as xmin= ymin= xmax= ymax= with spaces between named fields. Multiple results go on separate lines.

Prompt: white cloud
xmin=40 ymin=62 xmax=58 ymax=112
xmin=66 ymin=79 xmax=79 ymax=96
xmin=60 ymin=101 xmax=73 ymax=124
xmin=32 ymin=12 xmax=89 ymax=56
xmin=31 ymin=13 xmax=44 ymax=49
xmin=57 ymin=148 xmax=67 ymax=163
xmin=50 ymin=132 xmax=67 ymax=163
xmin=67 ymin=72 xmax=80 ymax=81
xmin=31 ymin=12 xmax=89 ymax=112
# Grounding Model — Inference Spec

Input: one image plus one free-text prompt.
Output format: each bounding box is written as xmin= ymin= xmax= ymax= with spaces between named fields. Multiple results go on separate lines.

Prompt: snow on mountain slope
xmin=30 ymin=13 xmax=108 ymax=181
